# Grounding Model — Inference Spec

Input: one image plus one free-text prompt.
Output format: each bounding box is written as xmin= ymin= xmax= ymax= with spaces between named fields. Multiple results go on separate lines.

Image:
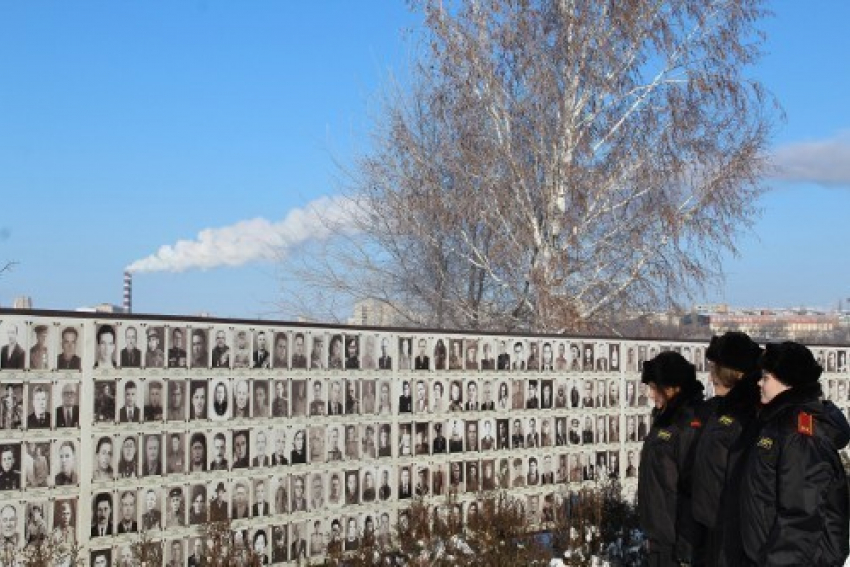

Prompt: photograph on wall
xmin=186 ymin=379 xmax=207 ymax=421
xmin=291 ymin=332 xmax=307 ymax=369
xmin=478 ymin=338 xmax=495 ymax=371
xmin=28 ymin=324 xmax=52 ymax=371
xmin=272 ymin=331 xmax=289 ymax=370
xmin=165 ymin=431 xmax=185 ymax=475
xmin=208 ymin=480 xmax=229 ymax=522
xmin=164 ymin=485 xmax=186 ymax=528
xmin=209 ymin=379 xmax=230 ymax=421
xmin=433 ymin=338 xmax=447 ymax=371
xmin=23 ymin=440 xmax=51 ymax=488
xmin=307 ymin=332 xmax=324 ymax=371
xmin=232 ymin=429 xmax=250 ymax=469
xmin=232 ymin=329 xmax=252 ymax=369
xmin=210 ymin=328 xmax=231 ymax=369
xmin=232 ymin=379 xmax=251 ymax=419
xmin=141 ymin=432 xmax=163 ymax=477
xmin=24 ymin=500 xmax=50 ymax=546
xmin=90 ymin=491 xmax=114 ymax=538
xmin=430 ymin=379 xmax=444 ymax=413
xmin=395 ymin=336 xmax=411 ymax=371
xmin=328 ymin=333 xmax=344 ymax=370
xmin=53 ymin=440 xmax=78 ymax=487
xmin=91 ymin=435 xmax=114 ymax=483
xmin=231 ymin=478 xmax=251 ymax=520
xmin=93 ymin=380 xmax=116 ymax=423
xmin=167 ymin=326 xmax=188 ymax=368
xmin=253 ymin=378 xmax=270 ymax=419
xmin=167 ymin=379 xmax=187 ymax=422
xmin=114 ymin=434 xmax=139 ymax=478
xmin=189 ymin=327 xmax=209 ymax=368
xmin=411 ymin=336 xmax=428 ymax=371
xmin=0 ymin=442 xmax=22 ymax=491
xmin=89 ymin=548 xmax=111 ymax=567
xmin=187 ymin=432 xmax=207 ymax=473
xmin=495 ymin=379 xmax=509 ymax=411
xmin=25 ymin=382 xmax=51 ymax=430
xmin=0 ymin=320 xmax=27 ymax=370
xmin=143 ymin=325 xmax=165 ymax=369
xmin=510 ymin=339 xmax=526 ymax=371
xmin=56 ymin=324 xmax=83 ymax=371
xmin=116 ymin=379 xmax=141 ymax=424
xmin=251 ymin=329 xmax=273 ymax=369
xmin=361 ymin=334 xmax=376 ymax=370
xmin=52 ymin=498 xmax=77 ymax=546
xmin=526 ymin=340 xmax=540 ymax=371
xmin=94 ymin=323 xmax=118 ymax=370
xmin=143 ymin=379 xmax=164 ymax=422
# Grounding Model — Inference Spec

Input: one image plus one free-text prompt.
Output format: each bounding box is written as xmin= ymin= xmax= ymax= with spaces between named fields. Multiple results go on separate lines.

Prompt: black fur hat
xmin=641 ymin=351 xmax=697 ymax=388
xmin=759 ymin=342 xmax=822 ymax=388
xmin=706 ymin=332 xmax=763 ymax=374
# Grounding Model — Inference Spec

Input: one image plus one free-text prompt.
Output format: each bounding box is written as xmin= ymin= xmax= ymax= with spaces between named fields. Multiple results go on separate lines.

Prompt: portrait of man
xmin=415 ymin=423 xmax=429 ymax=455
xmin=465 ymin=381 xmax=478 ymax=410
xmin=398 ymin=466 xmax=412 ymax=500
xmin=143 ymin=434 xmax=162 ymax=477
xmin=448 ymin=339 xmax=462 ymax=370
xmin=232 ymin=330 xmax=251 ymax=369
xmin=26 ymin=385 xmax=51 ymax=429
xmin=511 ymin=341 xmax=525 ymax=371
xmin=272 ymin=332 xmax=288 ymax=369
xmin=398 ymin=381 xmax=412 ymax=413
xmin=144 ymin=380 xmax=164 ymax=421
xmin=271 ymin=379 xmax=288 ymax=418
xmin=309 ymin=380 xmax=326 ymax=416
xmin=414 ymin=338 xmax=430 ymax=370
xmin=209 ymin=483 xmax=228 ymax=522
xmin=432 ymin=422 xmax=447 ymax=454
xmin=211 ymin=329 xmax=230 ymax=368
xmin=525 ymin=380 xmax=539 ymax=409
xmin=141 ymin=488 xmax=161 ymax=531
xmin=91 ymin=493 xmax=113 ymax=538
xmin=24 ymin=442 xmax=49 ymax=488
xmin=0 ymin=444 xmax=21 ymax=490
xmin=144 ymin=327 xmax=165 ymax=369
xmin=190 ymin=328 xmax=208 ymax=368
xmin=555 ymin=342 xmax=568 ymax=371
xmin=29 ymin=325 xmax=49 ymax=370
xmin=290 ymin=475 xmax=307 ymax=512
xmin=116 ymin=490 xmax=138 ymax=534
xmin=167 ymin=328 xmax=187 ymax=368
xmin=541 ymin=380 xmax=553 ymax=409
xmin=449 ymin=420 xmax=464 ymax=453
xmin=54 ymin=441 xmax=77 ymax=486
xmin=167 ymin=380 xmax=186 ymax=421
xmin=291 ymin=333 xmax=307 ymax=369
xmin=166 ymin=433 xmax=184 ymax=474
xmin=481 ymin=381 xmax=495 ymax=410
xmin=378 ymin=337 xmax=392 ymax=370
xmin=465 ymin=420 xmax=479 ymax=452
xmin=231 ymin=482 xmax=249 ymax=520
xmin=166 ymin=487 xmax=185 ymax=528
xmin=232 ymin=430 xmax=249 ymax=469
xmin=496 ymin=419 xmax=509 ymax=450
xmin=309 ymin=334 xmax=324 ymax=370
xmin=344 ymin=336 xmax=360 ymax=369
xmin=93 ymin=436 xmax=114 ymax=482
xmin=56 ymin=326 xmax=81 ymax=370
xmin=253 ymin=330 xmax=271 ymax=368
xmin=54 ymin=383 xmax=79 ymax=428
xmin=1 ymin=324 xmax=25 ymax=369
xmin=119 ymin=381 xmax=141 ymax=424
xmin=480 ymin=341 xmax=495 ymax=370
xmin=232 ymin=379 xmax=250 ymax=419
xmin=480 ymin=420 xmax=495 ymax=450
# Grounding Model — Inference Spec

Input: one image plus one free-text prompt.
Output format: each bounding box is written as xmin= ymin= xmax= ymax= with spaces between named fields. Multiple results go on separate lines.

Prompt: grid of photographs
xmin=1 ymin=315 xmax=849 ymax=566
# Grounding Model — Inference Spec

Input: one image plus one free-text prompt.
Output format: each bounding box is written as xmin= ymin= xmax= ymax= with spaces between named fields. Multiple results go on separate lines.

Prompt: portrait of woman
xmin=497 ymin=381 xmax=510 ymax=410
xmin=290 ymin=429 xmax=307 ymax=465
xmin=433 ymin=339 xmax=447 ymax=370
xmin=189 ymin=381 xmax=207 ymax=420
xmin=54 ymin=441 xmax=77 ymax=486
xmin=117 ymin=436 xmax=138 ymax=478
xmin=189 ymin=485 xmax=207 ymax=525
xmin=211 ymin=381 xmax=228 ymax=419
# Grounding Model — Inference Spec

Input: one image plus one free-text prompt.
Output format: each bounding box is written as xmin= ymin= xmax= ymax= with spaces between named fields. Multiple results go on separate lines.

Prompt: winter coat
xmin=690 ymin=371 xmax=761 ymax=566
xmin=739 ymin=383 xmax=850 ymax=567
xmin=638 ymin=381 xmax=705 ymax=563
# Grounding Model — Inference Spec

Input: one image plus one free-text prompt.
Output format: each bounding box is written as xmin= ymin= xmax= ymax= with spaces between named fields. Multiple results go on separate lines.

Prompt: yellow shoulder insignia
xmin=757 ymin=437 xmax=773 ymax=450
xmin=718 ymin=415 xmax=735 ymax=426
xmin=657 ymin=429 xmax=672 ymax=441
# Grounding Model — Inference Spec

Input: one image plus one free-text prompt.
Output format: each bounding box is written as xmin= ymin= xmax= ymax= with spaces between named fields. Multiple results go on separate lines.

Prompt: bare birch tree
xmin=284 ymin=0 xmax=778 ymax=332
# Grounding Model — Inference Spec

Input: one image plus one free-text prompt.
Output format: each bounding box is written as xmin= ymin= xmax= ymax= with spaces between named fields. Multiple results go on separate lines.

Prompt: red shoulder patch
xmin=690 ymin=418 xmax=702 ymax=429
xmin=797 ymin=412 xmax=814 ymax=436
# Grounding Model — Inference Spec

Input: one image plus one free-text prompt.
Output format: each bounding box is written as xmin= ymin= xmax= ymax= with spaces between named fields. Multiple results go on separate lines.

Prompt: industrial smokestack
xmin=123 ymin=271 xmax=132 ymax=313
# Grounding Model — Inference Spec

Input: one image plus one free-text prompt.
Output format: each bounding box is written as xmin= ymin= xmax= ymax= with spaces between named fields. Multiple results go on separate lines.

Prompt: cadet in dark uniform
xmin=690 ymin=332 xmax=761 ymax=567
xmin=737 ymin=342 xmax=849 ymax=567
xmin=0 ymin=445 xmax=21 ymax=490
xmin=638 ymin=351 xmax=704 ymax=567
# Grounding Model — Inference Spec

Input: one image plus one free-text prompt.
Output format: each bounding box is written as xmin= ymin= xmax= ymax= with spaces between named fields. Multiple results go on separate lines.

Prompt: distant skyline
xmin=1 ymin=2 xmax=849 ymax=319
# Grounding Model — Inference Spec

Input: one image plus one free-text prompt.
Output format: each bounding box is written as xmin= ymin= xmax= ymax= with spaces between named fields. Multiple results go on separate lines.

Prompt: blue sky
xmin=0 ymin=1 xmax=849 ymax=319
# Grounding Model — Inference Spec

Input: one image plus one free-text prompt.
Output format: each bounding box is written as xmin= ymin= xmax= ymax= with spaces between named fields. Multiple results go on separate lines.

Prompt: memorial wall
xmin=0 ymin=309 xmax=848 ymax=566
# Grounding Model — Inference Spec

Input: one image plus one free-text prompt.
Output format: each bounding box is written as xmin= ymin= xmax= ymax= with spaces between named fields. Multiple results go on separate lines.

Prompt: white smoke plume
xmin=126 ymin=195 xmax=358 ymax=273
xmin=772 ymin=132 xmax=850 ymax=187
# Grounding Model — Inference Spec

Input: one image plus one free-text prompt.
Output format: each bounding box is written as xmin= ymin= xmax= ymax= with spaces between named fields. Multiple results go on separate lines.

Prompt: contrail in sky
xmin=126 ymin=196 xmax=356 ymax=273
